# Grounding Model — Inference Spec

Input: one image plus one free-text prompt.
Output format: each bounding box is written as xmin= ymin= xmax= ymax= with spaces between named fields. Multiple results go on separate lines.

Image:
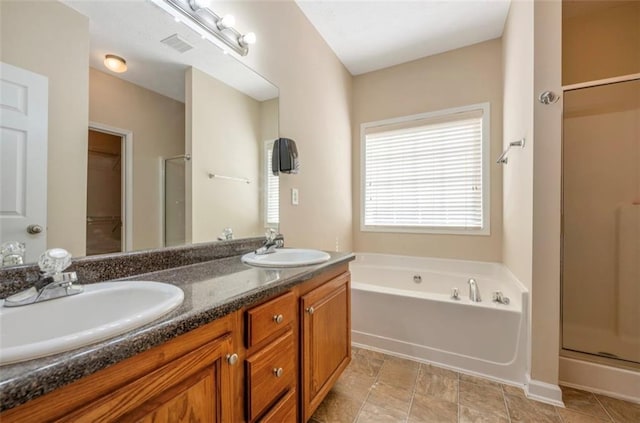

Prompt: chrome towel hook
xmin=538 ymin=91 xmax=560 ymax=105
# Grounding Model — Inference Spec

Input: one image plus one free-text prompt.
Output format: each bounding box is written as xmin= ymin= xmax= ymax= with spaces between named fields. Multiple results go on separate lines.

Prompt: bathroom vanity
xmin=0 ymin=244 xmax=353 ymax=422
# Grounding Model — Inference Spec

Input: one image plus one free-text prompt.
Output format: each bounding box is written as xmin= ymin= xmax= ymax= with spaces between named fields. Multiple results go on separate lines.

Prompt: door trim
xmin=88 ymin=122 xmax=133 ymax=252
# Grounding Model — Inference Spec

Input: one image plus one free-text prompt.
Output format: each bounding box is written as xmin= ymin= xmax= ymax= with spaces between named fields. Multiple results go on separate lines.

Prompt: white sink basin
xmin=242 ymin=248 xmax=331 ymax=267
xmin=0 ymin=281 xmax=183 ymax=365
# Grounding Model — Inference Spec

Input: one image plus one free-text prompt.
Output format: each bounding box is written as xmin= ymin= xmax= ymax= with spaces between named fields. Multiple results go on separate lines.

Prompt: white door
xmin=0 ymin=62 xmax=48 ymax=263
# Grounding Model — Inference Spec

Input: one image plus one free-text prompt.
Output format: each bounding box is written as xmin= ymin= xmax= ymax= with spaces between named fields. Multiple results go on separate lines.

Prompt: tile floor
xmin=311 ymin=347 xmax=640 ymax=423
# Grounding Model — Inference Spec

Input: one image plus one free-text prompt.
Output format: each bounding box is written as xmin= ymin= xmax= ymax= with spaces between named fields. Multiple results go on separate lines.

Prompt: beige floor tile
xmin=556 ymin=407 xmax=612 ymax=423
xmin=420 ymin=363 xmax=459 ymax=379
xmin=595 ymin=394 xmax=640 ymax=423
xmin=459 ymin=404 xmax=510 ymax=423
xmin=459 ymin=381 xmax=508 ymax=419
xmin=502 ymin=384 xmax=527 ymax=399
xmin=356 ymin=401 xmax=409 ymax=423
xmin=408 ymin=392 xmax=457 ymax=423
xmin=367 ymin=381 xmax=413 ymax=414
xmin=312 ymin=390 xmax=363 ymax=423
xmin=505 ymin=393 xmax=562 ymax=423
xmin=415 ymin=368 xmax=458 ymax=404
xmin=346 ymin=353 xmax=384 ymax=378
xmin=332 ymin=369 xmax=375 ymax=402
xmin=460 ymin=373 xmax=502 ymax=388
xmin=560 ymin=387 xmax=610 ymax=420
xmin=356 ymin=348 xmax=388 ymax=362
xmin=377 ymin=357 xmax=419 ymax=391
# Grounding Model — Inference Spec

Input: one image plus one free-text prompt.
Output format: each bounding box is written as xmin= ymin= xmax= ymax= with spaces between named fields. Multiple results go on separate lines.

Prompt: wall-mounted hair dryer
xmin=272 ymin=138 xmax=299 ymax=175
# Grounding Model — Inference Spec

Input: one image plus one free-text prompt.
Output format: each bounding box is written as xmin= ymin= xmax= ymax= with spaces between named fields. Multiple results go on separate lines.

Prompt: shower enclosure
xmin=562 ymin=78 xmax=640 ymax=366
xmin=163 ymin=154 xmax=189 ymax=247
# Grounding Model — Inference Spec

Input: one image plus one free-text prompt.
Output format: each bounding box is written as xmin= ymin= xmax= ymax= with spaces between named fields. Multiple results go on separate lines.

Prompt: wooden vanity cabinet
xmin=244 ymin=291 xmax=297 ymax=422
xmin=0 ymin=264 xmax=352 ymax=423
xmin=299 ymin=271 xmax=351 ymax=421
xmin=0 ymin=313 xmax=242 ymax=423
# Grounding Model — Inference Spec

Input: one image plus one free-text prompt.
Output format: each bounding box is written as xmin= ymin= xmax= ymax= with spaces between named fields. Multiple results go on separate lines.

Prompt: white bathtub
xmin=350 ymin=253 xmax=529 ymax=386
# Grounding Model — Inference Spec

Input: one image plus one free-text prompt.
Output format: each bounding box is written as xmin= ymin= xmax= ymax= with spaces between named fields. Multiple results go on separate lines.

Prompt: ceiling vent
xmin=161 ymin=34 xmax=193 ymax=53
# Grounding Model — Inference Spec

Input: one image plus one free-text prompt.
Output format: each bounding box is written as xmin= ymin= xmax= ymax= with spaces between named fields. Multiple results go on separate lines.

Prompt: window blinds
xmin=266 ymin=144 xmax=279 ymax=225
xmin=363 ymin=112 xmax=484 ymax=230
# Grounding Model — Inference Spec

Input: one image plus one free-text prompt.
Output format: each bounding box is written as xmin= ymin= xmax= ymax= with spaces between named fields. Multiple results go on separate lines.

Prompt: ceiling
xmin=295 ymin=0 xmax=511 ymax=75
xmin=63 ymin=0 xmax=278 ymax=102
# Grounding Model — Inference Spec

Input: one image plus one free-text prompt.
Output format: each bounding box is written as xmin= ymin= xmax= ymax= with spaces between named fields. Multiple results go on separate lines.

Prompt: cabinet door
xmin=59 ymin=333 xmax=235 ymax=423
xmin=301 ymin=272 xmax=351 ymax=421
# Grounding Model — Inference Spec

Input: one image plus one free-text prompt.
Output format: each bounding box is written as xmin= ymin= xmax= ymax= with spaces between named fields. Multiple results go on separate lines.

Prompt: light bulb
xmin=104 ymin=54 xmax=127 ymax=73
xmin=239 ymin=32 xmax=256 ymax=47
xmin=216 ymin=14 xmax=236 ymax=30
xmin=188 ymin=0 xmax=209 ymax=11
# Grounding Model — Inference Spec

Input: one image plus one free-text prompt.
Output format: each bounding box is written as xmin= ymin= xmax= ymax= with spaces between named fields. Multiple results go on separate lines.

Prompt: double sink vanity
xmin=0 ymin=240 xmax=354 ymax=422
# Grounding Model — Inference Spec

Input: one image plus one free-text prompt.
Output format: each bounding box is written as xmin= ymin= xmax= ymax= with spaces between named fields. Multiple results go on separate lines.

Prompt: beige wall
xmin=563 ymin=1 xmax=640 ymax=85
xmin=1 ymin=0 xmax=89 ymax=257
xmin=532 ymin=0 xmax=562 ymax=387
xmin=502 ymin=0 xmax=563 ymax=389
xmin=186 ymin=67 xmax=263 ymax=242
xmin=89 ymin=68 xmax=185 ymax=251
xmin=351 ymin=40 xmax=503 ymax=261
xmin=215 ymin=1 xmax=353 ymax=252
xmin=502 ymin=0 xmax=534 ymax=291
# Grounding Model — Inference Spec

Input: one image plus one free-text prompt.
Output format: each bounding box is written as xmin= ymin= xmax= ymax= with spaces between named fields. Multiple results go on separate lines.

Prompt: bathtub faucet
xmin=467 ymin=278 xmax=481 ymax=302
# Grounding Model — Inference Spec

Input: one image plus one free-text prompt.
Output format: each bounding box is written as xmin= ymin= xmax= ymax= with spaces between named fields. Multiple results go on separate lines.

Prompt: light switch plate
xmin=291 ymin=188 xmax=299 ymax=205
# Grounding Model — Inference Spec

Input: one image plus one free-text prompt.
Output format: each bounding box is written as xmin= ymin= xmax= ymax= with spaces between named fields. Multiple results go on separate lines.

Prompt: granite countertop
xmin=0 ymin=251 xmax=354 ymax=412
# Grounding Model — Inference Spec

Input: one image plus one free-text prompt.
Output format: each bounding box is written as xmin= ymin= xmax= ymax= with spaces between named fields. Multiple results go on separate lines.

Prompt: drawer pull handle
xmin=273 ymin=314 xmax=284 ymax=324
xmin=226 ymin=353 xmax=239 ymax=365
xmin=305 ymin=306 xmax=315 ymax=315
xmin=273 ymin=367 xmax=284 ymax=378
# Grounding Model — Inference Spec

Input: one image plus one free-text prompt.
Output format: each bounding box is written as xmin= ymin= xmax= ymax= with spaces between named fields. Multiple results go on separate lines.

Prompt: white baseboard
xmin=559 ymin=356 xmax=640 ymax=404
xmin=525 ymin=375 xmax=565 ymax=407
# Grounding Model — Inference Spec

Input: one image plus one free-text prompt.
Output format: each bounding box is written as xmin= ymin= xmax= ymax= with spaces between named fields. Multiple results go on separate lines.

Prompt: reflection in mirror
xmin=0 ymin=0 xmax=279 ymax=266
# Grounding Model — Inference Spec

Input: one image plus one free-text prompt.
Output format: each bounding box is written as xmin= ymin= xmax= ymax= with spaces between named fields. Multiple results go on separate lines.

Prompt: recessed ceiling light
xmin=104 ymin=54 xmax=127 ymax=73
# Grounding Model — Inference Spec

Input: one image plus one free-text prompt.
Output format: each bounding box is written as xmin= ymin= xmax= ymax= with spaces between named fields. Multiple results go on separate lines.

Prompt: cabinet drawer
xmin=259 ymin=388 xmax=296 ymax=423
xmin=246 ymin=330 xmax=295 ymax=421
xmin=246 ymin=291 xmax=295 ymax=348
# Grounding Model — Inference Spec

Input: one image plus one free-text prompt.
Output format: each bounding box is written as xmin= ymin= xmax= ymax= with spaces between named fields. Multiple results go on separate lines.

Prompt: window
xmin=361 ymin=103 xmax=490 ymax=235
xmin=265 ymin=140 xmax=279 ymax=226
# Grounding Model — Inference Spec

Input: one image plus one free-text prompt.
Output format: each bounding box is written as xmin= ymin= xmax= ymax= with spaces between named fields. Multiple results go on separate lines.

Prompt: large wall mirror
xmin=0 ymin=0 xmax=280 ymax=266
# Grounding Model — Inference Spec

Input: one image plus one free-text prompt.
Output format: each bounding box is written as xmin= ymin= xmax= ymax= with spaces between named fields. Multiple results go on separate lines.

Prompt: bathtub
xmin=350 ymin=253 xmax=528 ymax=386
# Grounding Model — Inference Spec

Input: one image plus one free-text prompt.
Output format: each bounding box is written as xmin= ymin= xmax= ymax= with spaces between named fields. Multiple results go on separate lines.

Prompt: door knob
xmin=26 ymin=224 xmax=43 ymax=234
xmin=273 ymin=314 xmax=284 ymax=324
xmin=306 ymin=307 xmax=314 ymax=315
xmin=273 ymin=367 xmax=283 ymax=378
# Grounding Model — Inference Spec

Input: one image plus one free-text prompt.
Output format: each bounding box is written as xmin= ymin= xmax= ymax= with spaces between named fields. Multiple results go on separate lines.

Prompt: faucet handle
xmin=265 ymin=228 xmax=278 ymax=242
xmin=38 ymin=248 xmax=72 ymax=277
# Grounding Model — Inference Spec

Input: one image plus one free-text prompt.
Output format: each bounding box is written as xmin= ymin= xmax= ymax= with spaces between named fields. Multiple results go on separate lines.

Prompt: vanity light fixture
xmin=161 ymin=0 xmax=256 ymax=56
xmin=103 ymin=54 xmax=127 ymax=73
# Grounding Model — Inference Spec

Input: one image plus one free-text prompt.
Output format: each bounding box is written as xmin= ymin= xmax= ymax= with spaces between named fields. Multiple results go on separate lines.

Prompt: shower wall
xmin=562 ymin=79 xmax=640 ymax=364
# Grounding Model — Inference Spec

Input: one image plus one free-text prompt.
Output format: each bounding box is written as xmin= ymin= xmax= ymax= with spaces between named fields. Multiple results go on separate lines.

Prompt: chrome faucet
xmin=3 ymin=248 xmax=83 ymax=307
xmin=255 ymin=229 xmax=284 ymax=255
xmin=218 ymin=227 xmax=233 ymax=241
xmin=468 ymin=278 xmax=481 ymax=302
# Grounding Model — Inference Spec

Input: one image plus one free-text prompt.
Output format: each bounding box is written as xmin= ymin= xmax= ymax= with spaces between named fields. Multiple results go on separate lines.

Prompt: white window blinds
xmin=266 ymin=142 xmax=279 ymax=225
xmin=362 ymin=106 xmax=488 ymax=233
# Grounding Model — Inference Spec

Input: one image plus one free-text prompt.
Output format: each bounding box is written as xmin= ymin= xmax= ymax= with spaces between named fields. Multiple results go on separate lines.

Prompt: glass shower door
xmin=562 ymin=79 xmax=640 ymax=364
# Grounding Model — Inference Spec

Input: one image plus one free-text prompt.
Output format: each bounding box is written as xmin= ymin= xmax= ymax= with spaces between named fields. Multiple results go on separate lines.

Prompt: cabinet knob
xmin=273 ymin=367 xmax=283 ymax=378
xmin=305 ymin=307 xmax=315 ymax=315
xmin=273 ymin=314 xmax=284 ymax=324
xmin=226 ymin=353 xmax=239 ymax=365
